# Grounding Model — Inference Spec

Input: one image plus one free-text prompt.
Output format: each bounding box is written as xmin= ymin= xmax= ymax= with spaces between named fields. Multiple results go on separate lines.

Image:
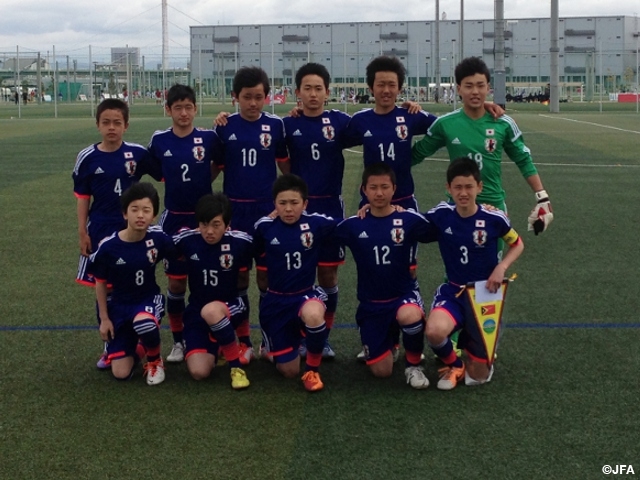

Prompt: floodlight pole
xmin=493 ymin=0 xmax=506 ymax=108
xmin=16 ymin=45 xmax=21 ymax=119
xmin=435 ymin=0 xmax=441 ymax=103
xmin=550 ymin=0 xmax=560 ymax=113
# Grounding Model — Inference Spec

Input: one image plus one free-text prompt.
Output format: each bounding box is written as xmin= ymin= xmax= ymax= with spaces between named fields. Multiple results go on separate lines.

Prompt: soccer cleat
xmin=259 ymin=345 xmax=274 ymax=363
xmin=322 ymin=340 xmax=336 ymax=359
xmin=465 ymin=365 xmax=495 ymax=386
xmin=143 ymin=359 xmax=165 ymax=386
xmin=301 ymin=370 xmax=324 ymax=392
xmin=230 ymin=367 xmax=250 ymax=390
xmin=298 ymin=338 xmax=308 ymax=358
xmin=166 ymin=341 xmax=185 ymax=363
xmin=437 ymin=365 xmax=466 ymax=391
xmin=96 ymin=352 xmax=111 ymax=370
xmin=356 ymin=347 xmax=367 ymax=362
xmin=405 ymin=366 xmax=430 ymax=389
xmin=238 ymin=343 xmax=256 ymax=366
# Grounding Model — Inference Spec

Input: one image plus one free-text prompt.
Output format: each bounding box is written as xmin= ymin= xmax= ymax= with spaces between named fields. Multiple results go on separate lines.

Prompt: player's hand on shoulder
xmin=480 ymin=203 xmax=501 ymax=212
xmin=527 ymin=190 xmax=553 ymax=235
xmin=213 ymin=112 xmax=230 ymax=127
xmin=356 ymin=204 xmax=370 ymax=219
xmin=485 ymin=102 xmax=505 ymax=119
xmin=288 ymin=106 xmax=303 ymax=118
xmin=401 ymin=101 xmax=422 ymax=114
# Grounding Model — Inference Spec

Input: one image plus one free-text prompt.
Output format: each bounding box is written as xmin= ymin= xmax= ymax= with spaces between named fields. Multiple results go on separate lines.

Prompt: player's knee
xmin=425 ymin=318 xmax=451 ymax=343
xmin=277 ymin=362 xmax=300 ymax=379
xmin=200 ymin=302 xmax=226 ymax=323
xmin=168 ymin=277 xmax=187 ymax=294
xmin=188 ymin=364 xmax=213 ymax=381
xmin=111 ymin=360 xmax=134 ymax=380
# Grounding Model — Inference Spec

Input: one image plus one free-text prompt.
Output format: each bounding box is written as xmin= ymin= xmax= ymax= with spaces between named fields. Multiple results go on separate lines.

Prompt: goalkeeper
xmin=411 ymin=56 xmax=553 ymax=236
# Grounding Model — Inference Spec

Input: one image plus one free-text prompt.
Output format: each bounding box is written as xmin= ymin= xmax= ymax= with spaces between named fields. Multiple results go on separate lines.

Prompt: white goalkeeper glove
xmin=528 ymin=190 xmax=553 ymax=235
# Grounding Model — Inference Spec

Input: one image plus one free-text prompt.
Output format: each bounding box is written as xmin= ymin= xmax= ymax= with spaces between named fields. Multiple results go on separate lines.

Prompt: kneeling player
xmin=169 ymin=193 xmax=252 ymax=389
xmin=254 ymin=174 xmax=335 ymax=392
xmin=90 ymin=183 xmax=176 ymax=386
xmin=334 ymin=163 xmax=431 ymax=389
xmin=423 ymin=158 xmax=524 ymax=389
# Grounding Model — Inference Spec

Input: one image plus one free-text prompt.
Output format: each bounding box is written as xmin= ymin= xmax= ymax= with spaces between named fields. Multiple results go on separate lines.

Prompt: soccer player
xmin=253 ymin=174 xmax=335 ymax=392
xmin=72 ymin=98 xmax=154 ymax=369
xmin=169 ymin=193 xmax=252 ymax=389
xmin=334 ymin=162 xmax=431 ymax=389
xmin=147 ymin=84 xmax=222 ymax=363
xmin=282 ymin=62 xmax=353 ymax=359
xmin=90 ymin=182 xmax=176 ymax=386
xmin=411 ymin=56 xmax=553 ymax=235
xmin=212 ymin=66 xmax=290 ymax=362
xmin=423 ymin=158 xmax=524 ymax=390
xmin=345 ymin=55 xmax=438 ymax=211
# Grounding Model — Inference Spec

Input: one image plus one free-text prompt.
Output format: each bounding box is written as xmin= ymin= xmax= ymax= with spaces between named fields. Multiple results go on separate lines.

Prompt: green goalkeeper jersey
xmin=411 ymin=109 xmax=538 ymax=205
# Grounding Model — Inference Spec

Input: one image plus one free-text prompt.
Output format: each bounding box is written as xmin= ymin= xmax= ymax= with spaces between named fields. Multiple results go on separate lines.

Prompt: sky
xmin=2 ymin=0 xmax=638 ymax=66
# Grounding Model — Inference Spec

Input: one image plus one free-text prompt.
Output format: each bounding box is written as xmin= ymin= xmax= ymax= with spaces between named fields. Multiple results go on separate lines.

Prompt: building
xmin=190 ymin=16 xmax=640 ymax=98
xmin=111 ymin=47 xmax=141 ymax=69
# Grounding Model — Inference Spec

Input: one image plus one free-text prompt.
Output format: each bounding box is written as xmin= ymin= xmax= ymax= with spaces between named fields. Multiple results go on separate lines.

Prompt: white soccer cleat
xmin=166 ymin=341 xmax=185 ymax=363
xmin=405 ymin=366 xmax=429 ymax=389
xmin=144 ymin=359 xmax=166 ymax=386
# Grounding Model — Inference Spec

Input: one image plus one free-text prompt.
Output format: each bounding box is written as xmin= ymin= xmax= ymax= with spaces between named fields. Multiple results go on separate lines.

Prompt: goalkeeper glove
xmin=528 ymin=190 xmax=553 ymax=235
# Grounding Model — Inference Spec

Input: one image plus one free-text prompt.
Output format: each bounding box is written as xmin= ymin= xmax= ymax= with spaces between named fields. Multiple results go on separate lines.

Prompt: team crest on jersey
xmin=124 ymin=160 xmax=137 ymax=175
xmin=300 ymin=231 xmax=314 ymax=248
xmin=473 ymin=229 xmax=487 ymax=246
xmin=260 ymin=133 xmax=272 ymax=148
xmin=395 ymin=124 xmax=408 ymax=140
xmin=391 ymin=228 xmax=405 ymax=244
xmin=322 ymin=125 xmax=335 ymax=140
xmin=147 ymin=248 xmax=158 ymax=264
xmin=219 ymin=253 xmax=234 ymax=269
xmin=485 ymin=138 xmax=497 ymax=153
xmin=192 ymin=146 xmax=205 ymax=162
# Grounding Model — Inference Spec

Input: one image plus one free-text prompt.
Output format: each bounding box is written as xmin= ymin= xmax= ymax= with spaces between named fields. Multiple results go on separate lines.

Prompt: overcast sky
xmin=2 ymin=0 xmax=638 ymax=65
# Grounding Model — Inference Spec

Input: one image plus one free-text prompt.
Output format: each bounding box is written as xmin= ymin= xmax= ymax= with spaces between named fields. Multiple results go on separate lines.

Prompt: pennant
xmin=465 ymin=280 xmax=509 ymax=366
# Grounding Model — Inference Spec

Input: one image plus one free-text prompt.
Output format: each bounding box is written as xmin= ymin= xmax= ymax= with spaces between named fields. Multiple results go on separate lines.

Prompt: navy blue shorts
xmin=356 ymin=290 xmax=424 ymax=364
xmin=77 ymin=218 xmax=125 ymax=285
xmin=430 ymin=282 xmax=491 ymax=362
xmin=105 ymin=294 xmax=165 ymax=360
xmin=229 ymin=199 xmax=274 ymax=236
xmin=259 ymin=286 xmax=327 ymax=364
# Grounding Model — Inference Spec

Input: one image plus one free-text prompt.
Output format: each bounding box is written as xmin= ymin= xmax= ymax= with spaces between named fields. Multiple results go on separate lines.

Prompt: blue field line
xmin=1 ymin=322 xmax=640 ymax=332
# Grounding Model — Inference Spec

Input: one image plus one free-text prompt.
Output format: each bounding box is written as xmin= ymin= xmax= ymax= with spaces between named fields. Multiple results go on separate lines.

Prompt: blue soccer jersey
xmin=335 ymin=210 xmax=433 ymax=302
xmin=345 ymin=107 xmax=436 ymax=202
xmin=423 ymin=202 xmax=520 ymax=285
xmin=253 ymin=213 xmax=336 ymax=294
xmin=214 ymin=112 xmax=288 ymax=202
xmin=283 ymin=110 xmax=351 ymax=198
xmin=90 ymin=226 xmax=177 ymax=304
xmin=171 ymin=229 xmax=253 ymax=308
xmin=72 ymin=142 xmax=153 ymax=223
xmin=147 ymin=127 xmax=221 ymax=213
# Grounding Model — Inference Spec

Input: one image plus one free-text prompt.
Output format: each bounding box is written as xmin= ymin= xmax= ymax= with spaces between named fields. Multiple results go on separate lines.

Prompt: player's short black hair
xmin=272 ymin=174 xmax=308 ymax=201
xmin=362 ymin=162 xmax=397 ymax=187
xmin=233 ymin=66 xmax=270 ymax=97
xmin=166 ymin=84 xmax=196 ymax=107
xmin=96 ymin=98 xmax=129 ymax=124
xmin=295 ymin=63 xmax=331 ymax=90
xmin=447 ymin=157 xmax=482 ymax=184
xmin=366 ymin=56 xmax=406 ymax=90
xmin=120 ymin=182 xmax=160 ymax=216
xmin=455 ymin=57 xmax=491 ymax=85
xmin=195 ymin=193 xmax=232 ymax=226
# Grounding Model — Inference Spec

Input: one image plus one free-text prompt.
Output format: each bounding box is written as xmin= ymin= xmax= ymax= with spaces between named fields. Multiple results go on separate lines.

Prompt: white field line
xmin=538 ymin=114 xmax=640 ymax=135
